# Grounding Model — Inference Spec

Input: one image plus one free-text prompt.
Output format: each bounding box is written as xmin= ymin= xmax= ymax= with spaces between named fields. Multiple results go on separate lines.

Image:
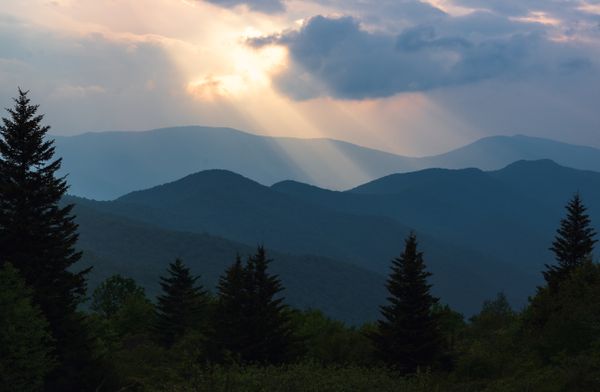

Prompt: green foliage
xmin=291 ymin=309 xmax=375 ymax=365
xmin=114 ymin=293 xmax=156 ymax=337
xmin=85 ymin=279 xmax=159 ymax=389
xmin=91 ymin=274 xmax=146 ymax=318
xmin=526 ymin=260 xmax=600 ymax=361
xmin=469 ymin=293 xmax=516 ymax=337
xmin=544 ymin=193 xmax=597 ymax=290
xmin=454 ymin=293 xmax=522 ymax=382
xmin=371 ymin=233 xmax=444 ymax=373
xmin=432 ymin=303 xmax=464 ymax=369
xmin=155 ymin=258 xmax=209 ymax=347
xmin=140 ymin=362 xmax=442 ymax=392
xmin=216 ymin=247 xmax=296 ymax=364
xmin=88 ymin=286 xmax=156 ymax=353
xmin=0 ymin=263 xmax=55 ymax=392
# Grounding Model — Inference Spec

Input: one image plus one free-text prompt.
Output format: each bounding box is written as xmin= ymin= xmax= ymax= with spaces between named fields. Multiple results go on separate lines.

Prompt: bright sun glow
xmin=187 ymin=45 xmax=287 ymax=101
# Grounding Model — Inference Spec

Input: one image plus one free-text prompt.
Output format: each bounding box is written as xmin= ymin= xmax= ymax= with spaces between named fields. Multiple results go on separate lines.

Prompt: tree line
xmin=1 ymin=89 xmax=600 ymax=391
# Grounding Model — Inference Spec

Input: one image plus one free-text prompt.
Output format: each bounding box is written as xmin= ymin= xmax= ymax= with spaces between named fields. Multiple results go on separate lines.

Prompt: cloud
xmin=2 ymin=0 xmax=600 ymax=153
xmin=451 ymin=0 xmax=600 ymax=37
xmin=451 ymin=0 xmax=570 ymax=16
xmin=250 ymin=13 xmax=589 ymax=100
xmin=313 ymin=0 xmax=448 ymax=31
xmin=203 ymin=0 xmax=285 ymax=13
xmin=0 ymin=18 xmax=192 ymax=133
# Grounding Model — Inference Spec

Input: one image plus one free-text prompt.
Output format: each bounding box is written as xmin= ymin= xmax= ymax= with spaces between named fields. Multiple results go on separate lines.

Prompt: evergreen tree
xmin=245 ymin=246 xmax=295 ymax=363
xmin=216 ymin=247 xmax=295 ymax=364
xmin=0 ymin=89 xmax=94 ymax=390
xmin=155 ymin=258 xmax=209 ymax=347
xmin=371 ymin=232 xmax=443 ymax=373
xmin=544 ymin=193 xmax=597 ymax=291
xmin=0 ymin=89 xmax=87 ymax=313
xmin=0 ymin=263 xmax=55 ymax=392
xmin=215 ymin=255 xmax=248 ymax=359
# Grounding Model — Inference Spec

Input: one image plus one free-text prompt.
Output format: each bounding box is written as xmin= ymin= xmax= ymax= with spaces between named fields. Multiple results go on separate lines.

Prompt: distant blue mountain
xmin=275 ymin=159 xmax=600 ymax=282
xmin=427 ymin=135 xmax=600 ymax=172
xmin=72 ymin=164 xmax=578 ymax=318
xmin=54 ymin=126 xmax=600 ymax=200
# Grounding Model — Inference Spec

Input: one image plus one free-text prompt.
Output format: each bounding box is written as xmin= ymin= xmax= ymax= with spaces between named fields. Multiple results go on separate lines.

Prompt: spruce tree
xmin=245 ymin=246 xmax=295 ymax=363
xmin=216 ymin=247 xmax=295 ymax=364
xmin=0 ymin=89 xmax=87 ymax=313
xmin=371 ymin=232 xmax=443 ymax=373
xmin=544 ymin=193 xmax=597 ymax=291
xmin=0 ymin=89 xmax=94 ymax=390
xmin=155 ymin=258 xmax=209 ymax=347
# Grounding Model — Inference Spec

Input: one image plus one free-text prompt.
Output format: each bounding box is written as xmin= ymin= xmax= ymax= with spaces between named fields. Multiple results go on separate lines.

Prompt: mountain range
xmin=54 ymin=126 xmax=600 ymax=200
xmin=68 ymin=158 xmax=600 ymax=323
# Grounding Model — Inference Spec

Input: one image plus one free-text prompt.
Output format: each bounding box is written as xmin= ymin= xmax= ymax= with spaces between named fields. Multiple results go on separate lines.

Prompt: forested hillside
xmin=4 ymin=91 xmax=600 ymax=391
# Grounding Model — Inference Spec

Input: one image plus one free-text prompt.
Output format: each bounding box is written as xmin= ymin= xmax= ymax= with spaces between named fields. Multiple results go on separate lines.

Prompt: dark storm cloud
xmin=203 ymin=0 xmax=285 ymax=13
xmin=251 ymin=13 xmax=583 ymax=100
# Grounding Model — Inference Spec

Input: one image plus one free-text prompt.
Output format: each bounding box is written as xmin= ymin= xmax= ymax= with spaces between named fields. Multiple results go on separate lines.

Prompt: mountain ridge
xmin=67 ymin=196 xmax=386 ymax=324
xmin=54 ymin=126 xmax=600 ymax=200
xmin=71 ymin=163 xmax=565 ymax=316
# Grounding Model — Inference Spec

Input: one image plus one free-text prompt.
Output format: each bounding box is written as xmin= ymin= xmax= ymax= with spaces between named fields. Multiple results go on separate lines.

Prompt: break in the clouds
xmin=1 ymin=0 xmax=600 ymax=154
xmin=251 ymin=10 xmax=597 ymax=100
xmin=204 ymin=0 xmax=285 ymax=13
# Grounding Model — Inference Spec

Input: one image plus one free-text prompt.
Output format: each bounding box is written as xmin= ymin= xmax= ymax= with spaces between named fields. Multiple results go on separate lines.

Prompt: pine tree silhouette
xmin=215 ymin=255 xmax=248 ymax=359
xmin=216 ymin=247 xmax=294 ymax=364
xmin=0 ymin=89 xmax=94 ymax=390
xmin=371 ymin=232 xmax=443 ymax=373
xmin=155 ymin=258 xmax=208 ymax=347
xmin=544 ymin=193 xmax=597 ymax=291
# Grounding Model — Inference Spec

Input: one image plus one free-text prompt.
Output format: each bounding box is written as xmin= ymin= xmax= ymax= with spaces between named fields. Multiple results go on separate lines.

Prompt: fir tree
xmin=0 ymin=89 xmax=94 ymax=390
xmin=371 ymin=232 xmax=443 ymax=373
xmin=216 ymin=247 xmax=295 ymax=364
xmin=544 ymin=193 xmax=597 ymax=291
xmin=155 ymin=258 xmax=209 ymax=347
xmin=0 ymin=89 xmax=87 ymax=313
xmin=245 ymin=246 xmax=295 ymax=363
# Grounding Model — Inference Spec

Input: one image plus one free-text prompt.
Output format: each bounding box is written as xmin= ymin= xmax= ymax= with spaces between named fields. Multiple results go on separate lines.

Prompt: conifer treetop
xmin=545 ymin=193 xmax=597 ymax=290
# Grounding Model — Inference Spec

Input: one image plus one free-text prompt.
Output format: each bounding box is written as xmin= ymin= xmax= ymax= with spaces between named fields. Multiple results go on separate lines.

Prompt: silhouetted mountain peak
xmin=117 ymin=169 xmax=265 ymax=204
xmin=178 ymin=169 xmax=257 ymax=184
xmin=501 ymin=159 xmax=562 ymax=170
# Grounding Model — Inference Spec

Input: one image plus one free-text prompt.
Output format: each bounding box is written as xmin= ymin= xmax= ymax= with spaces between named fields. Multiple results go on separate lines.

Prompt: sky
xmin=1 ymin=0 xmax=599 ymax=156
